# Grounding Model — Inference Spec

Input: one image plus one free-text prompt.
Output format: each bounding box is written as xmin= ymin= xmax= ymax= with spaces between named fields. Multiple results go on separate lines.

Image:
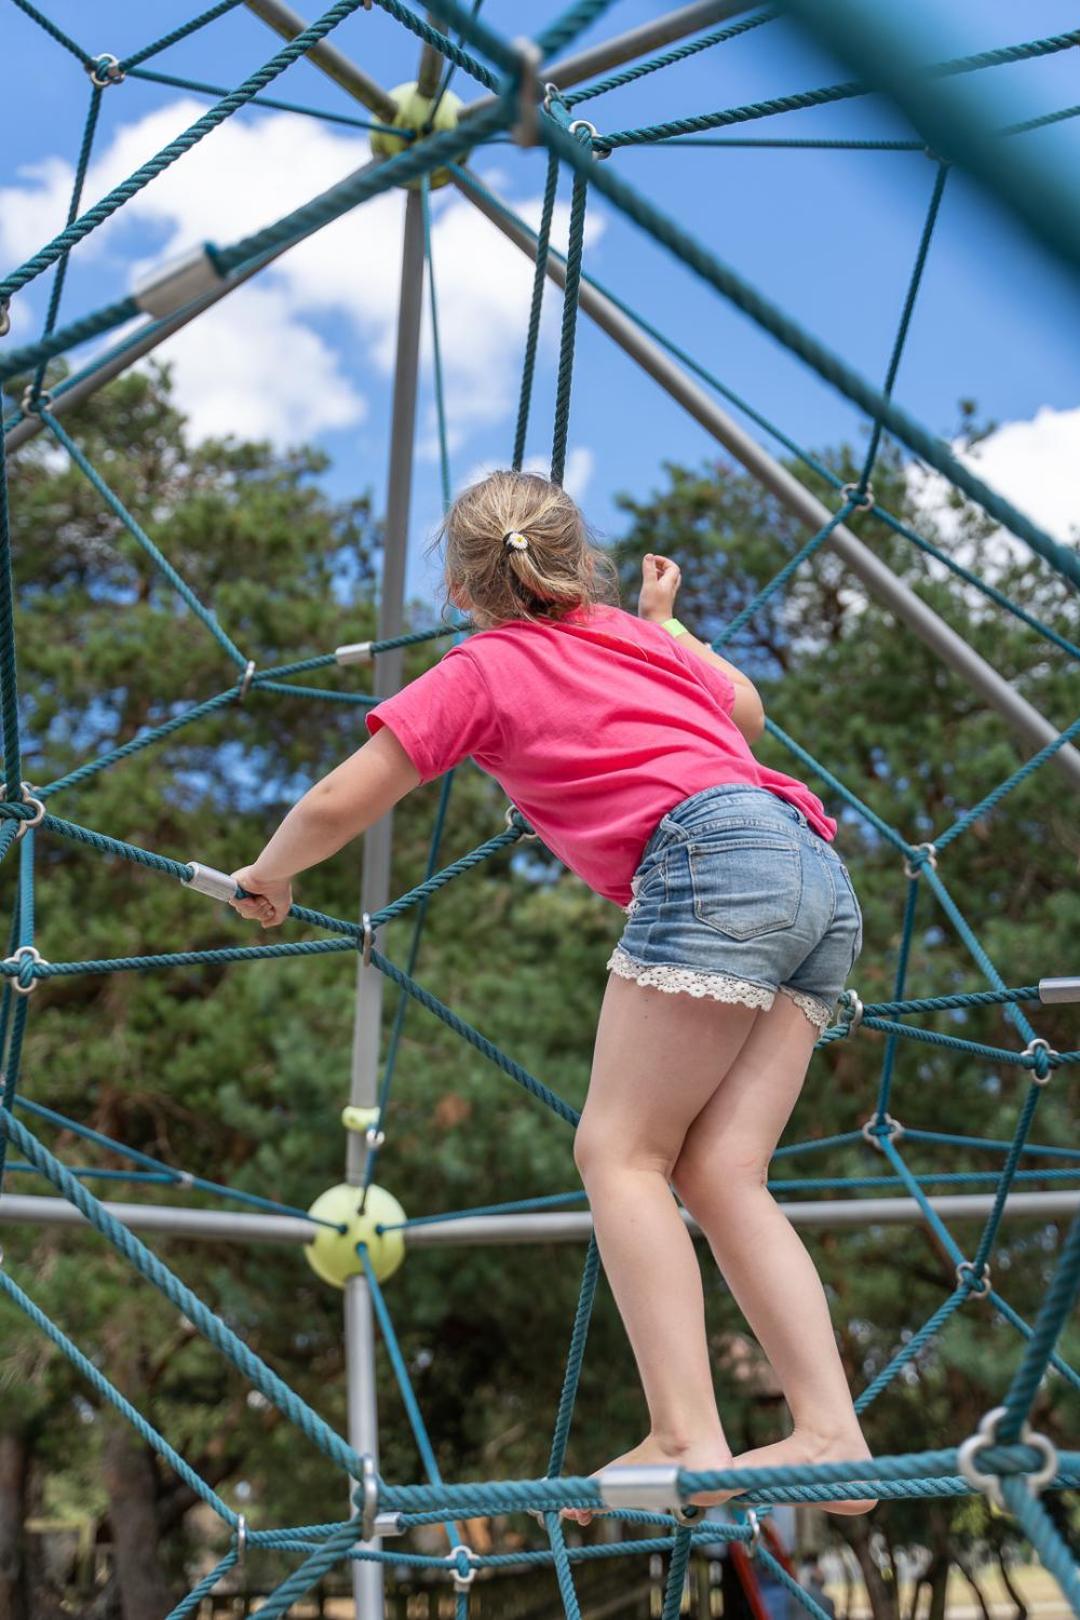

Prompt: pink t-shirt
xmin=366 ymin=604 xmax=836 ymax=906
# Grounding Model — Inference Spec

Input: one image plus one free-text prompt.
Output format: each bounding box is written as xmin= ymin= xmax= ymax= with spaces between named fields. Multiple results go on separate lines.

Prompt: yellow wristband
xmin=662 ymin=617 xmax=689 ymax=638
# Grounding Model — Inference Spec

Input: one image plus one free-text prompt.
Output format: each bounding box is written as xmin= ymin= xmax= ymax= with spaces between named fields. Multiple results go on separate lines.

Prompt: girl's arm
xmin=229 ymin=727 xmax=421 ymax=927
xmin=638 ymin=553 xmax=766 ymax=743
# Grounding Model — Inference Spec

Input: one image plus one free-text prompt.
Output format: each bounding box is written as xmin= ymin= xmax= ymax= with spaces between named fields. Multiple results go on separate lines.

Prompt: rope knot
xmin=903 ymin=842 xmax=938 ymax=878
xmin=88 ymin=53 xmax=125 ymax=88
xmin=447 ymin=1543 xmax=476 ymax=1591
xmin=1022 ymin=1037 xmax=1055 ymax=1083
xmin=4 ymin=944 xmax=44 ymax=997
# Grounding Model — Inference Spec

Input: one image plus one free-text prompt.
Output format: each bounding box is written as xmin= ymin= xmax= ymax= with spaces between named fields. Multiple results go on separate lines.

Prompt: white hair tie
xmin=503 ymin=530 xmax=530 ymax=552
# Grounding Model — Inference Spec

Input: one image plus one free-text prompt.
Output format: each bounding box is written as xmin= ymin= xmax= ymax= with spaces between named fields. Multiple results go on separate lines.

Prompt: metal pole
xmin=454 ymin=170 xmax=1080 ymax=789
xmin=462 ymin=0 xmax=760 ymax=115
xmin=2 ymin=1189 xmax=1076 ymax=1241
xmin=242 ymin=0 xmax=400 ymax=123
xmin=342 ymin=184 xmax=425 ymax=1620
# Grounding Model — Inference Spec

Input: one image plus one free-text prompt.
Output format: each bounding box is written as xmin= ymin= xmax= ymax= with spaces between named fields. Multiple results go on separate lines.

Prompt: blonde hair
xmin=433 ymin=470 xmax=619 ymax=631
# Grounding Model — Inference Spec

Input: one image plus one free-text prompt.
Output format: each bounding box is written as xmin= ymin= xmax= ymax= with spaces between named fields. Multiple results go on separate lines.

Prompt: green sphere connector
xmin=304 ymin=1182 xmax=406 ymax=1289
xmin=370 ymin=82 xmax=465 ymax=189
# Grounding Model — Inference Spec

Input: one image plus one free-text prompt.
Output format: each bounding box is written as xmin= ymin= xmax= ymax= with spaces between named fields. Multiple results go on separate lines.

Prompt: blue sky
xmin=3 ymin=0 xmax=1079 ymax=612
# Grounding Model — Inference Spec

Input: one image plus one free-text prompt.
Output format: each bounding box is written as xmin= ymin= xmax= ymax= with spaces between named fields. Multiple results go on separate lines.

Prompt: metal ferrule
xmin=1038 ymin=976 xmax=1080 ymax=1004
xmin=372 ymin=1512 xmax=404 ymax=1538
xmin=134 ymin=245 xmax=223 ymax=319
xmin=335 ymin=641 xmax=373 ymax=665
xmin=181 ymin=863 xmax=238 ymax=903
xmin=597 ymin=1463 xmax=681 ymax=1514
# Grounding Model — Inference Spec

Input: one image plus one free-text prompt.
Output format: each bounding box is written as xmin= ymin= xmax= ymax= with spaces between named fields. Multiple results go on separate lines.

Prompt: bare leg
xmin=566 ymin=974 xmax=759 ymax=1522
xmin=671 ymin=993 xmax=875 ymax=1513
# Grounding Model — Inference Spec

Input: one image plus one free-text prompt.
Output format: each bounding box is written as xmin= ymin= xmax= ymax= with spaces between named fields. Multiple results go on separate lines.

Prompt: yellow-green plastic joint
xmin=304 ymin=1182 xmax=407 ymax=1288
xmin=369 ymin=82 xmax=466 ymax=190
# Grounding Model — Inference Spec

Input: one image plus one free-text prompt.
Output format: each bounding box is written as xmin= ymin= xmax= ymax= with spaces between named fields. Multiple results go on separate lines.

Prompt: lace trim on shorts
xmin=607 ymin=948 xmax=834 ymax=1032
xmin=607 ymin=947 xmax=775 ymax=1012
xmin=777 ymin=984 xmax=833 ymax=1032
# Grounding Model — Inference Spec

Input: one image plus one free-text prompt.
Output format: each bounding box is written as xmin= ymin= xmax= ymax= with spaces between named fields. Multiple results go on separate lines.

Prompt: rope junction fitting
xmin=957 ymin=1407 xmax=1058 ymax=1513
xmin=88 ymin=52 xmax=125 ymax=87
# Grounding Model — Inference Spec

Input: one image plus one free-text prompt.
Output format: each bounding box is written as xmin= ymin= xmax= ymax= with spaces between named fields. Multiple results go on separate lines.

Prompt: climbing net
xmin=2 ymin=1 xmax=1080 ymax=1615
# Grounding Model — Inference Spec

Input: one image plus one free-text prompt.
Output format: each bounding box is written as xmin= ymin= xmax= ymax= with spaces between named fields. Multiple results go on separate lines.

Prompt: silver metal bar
xmin=461 ymin=0 xmax=758 ymax=118
xmin=242 ymin=0 xmax=399 ymax=123
xmin=342 ymin=185 xmax=425 ymax=1620
xmin=3 ymin=1189 xmax=1076 ymax=1243
xmin=4 ymin=163 xmax=383 ymax=455
xmin=454 ymin=170 xmax=1080 ymax=789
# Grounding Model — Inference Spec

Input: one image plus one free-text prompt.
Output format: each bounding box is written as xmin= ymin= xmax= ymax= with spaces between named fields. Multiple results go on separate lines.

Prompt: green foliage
xmin=1 ymin=372 xmax=1076 ymax=1609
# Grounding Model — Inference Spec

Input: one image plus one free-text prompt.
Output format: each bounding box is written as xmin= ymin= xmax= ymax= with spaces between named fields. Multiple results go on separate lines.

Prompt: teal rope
xmin=903 ymin=1128 xmax=1080 ymax=1161
xmin=764 ymin=721 xmax=909 ymax=851
xmin=0 ymin=0 xmax=374 ymax=300
xmin=163 ymin=1552 xmax=240 ymax=1620
xmin=997 ymin=1481 xmax=1080 ymax=1613
xmin=551 ymin=127 xmax=592 ymax=486
xmin=424 ymin=0 xmax=486 ymax=131
xmin=9 ymin=0 xmax=93 ymax=67
xmin=2 ymin=1108 xmax=365 ymax=1477
xmin=120 ymin=0 xmax=248 ymax=71
xmin=252 ymin=1519 xmax=360 ymax=1620
xmin=935 ymin=716 xmax=1080 ymax=851
xmin=381 ymin=1190 xmax=588 ymax=1230
xmin=30 ymin=85 xmax=103 ymax=401
xmin=544 ymin=1513 xmax=583 ymax=1620
xmin=661 ymin=1526 xmax=693 ymax=1620
xmin=514 ymin=150 xmax=560 ymax=470
xmin=0 ymin=296 xmax=139 ymax=385
xmin=921 ymin=867 xmax=1035 ymax=1043
xmin=14 ymin=1095 xmax=337 ymax=1228
xmin=758 ymin=1545 xmax=835 ymax=1620
xmin=360 ymin=1248 xmax=462 ymax=1547
xmin=547 ymin=1237 xmax=600 ymax=1475
xmin=536 ymin=0 xmax=622 ymax=60
xmin=367 ymin=0 xmax=500 ymax=89
xmin=873 ymin=507 xmax=1080 ymax=662
xmin=0 ymin=837 xmax=33 ymax=1192
xmin=41 ymin=686 xmax=245 ymax=798
xmin=875 ymin=876 xmax=920 ymax=1120
xmin=855 ymin=1287 xmax=969 ymax=1412
xmin=998 ymin=1210 xmax=1080 ymax=1439
xmin=421 ymin=177 xmax=452 ymax=513
xmin=539 ymin=113 xmax=1080 ymax=588
xmin=41 ymin=410 xmax=248 ymax=667
xmin=987 ymin=1291 xmax=1080 ymax=1395
xmin=126 ymin=66 xmax=403 ymax=135
xmin=969 ymin=1081 xmax=1043 ymax=1277
xmin=714 ymin=499 xmax=857 ymax=647
xmin=0 ymin=429 xmax=22 ymax=788
xmin=594 ymin=29 xmax=1080 ymax=150
xmin=0 ymin=1267 xmax=237 ymax=1523
xmin=858 ymin=160 xmax=949 ymax=488
xmin=566 ymin=11 xmax=777 ymax=105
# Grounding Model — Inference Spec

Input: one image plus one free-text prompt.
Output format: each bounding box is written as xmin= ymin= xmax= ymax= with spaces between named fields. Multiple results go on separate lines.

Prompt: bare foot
xmin=563 ymin=1431 xmax=734 ymax=1526
xmin=728 ymin=1426 xmax=877 ymax=1516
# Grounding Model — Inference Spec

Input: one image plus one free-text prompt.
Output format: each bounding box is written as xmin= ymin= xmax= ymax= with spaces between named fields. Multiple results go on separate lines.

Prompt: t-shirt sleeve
xmin=677 ymin=642 xmax=737 ymax=716
xmin=365 ymin=646 xmax=500 ymax=783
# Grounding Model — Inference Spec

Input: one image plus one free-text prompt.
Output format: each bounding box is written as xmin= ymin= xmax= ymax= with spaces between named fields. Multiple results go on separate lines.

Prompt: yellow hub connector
xmin=370 ymin=81 xmax=465 ymax=189
xmin=304 ymin=1182 xmax=407 ymax=1288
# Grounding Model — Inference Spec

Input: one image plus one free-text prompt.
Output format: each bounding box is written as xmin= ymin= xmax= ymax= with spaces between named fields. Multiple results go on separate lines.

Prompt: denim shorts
xmin=608 ymin=785 xmax=863 ymax=1031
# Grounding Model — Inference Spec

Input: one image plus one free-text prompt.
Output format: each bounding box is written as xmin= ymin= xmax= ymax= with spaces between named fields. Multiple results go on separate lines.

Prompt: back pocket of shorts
xmin=688 ymin=837 xmax=802 ymax=940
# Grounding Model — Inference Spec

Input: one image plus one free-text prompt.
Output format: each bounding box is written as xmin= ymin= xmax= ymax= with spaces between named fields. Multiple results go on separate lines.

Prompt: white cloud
xmin=1 ymin=101 xmax=604 ymax=451
xmin=907 ymin=404 xmax=1080 ymax=570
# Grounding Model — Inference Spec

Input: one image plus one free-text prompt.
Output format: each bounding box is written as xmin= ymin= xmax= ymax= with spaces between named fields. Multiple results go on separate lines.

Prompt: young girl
xmin=229 ymin=471 xmax=873 ymax=1515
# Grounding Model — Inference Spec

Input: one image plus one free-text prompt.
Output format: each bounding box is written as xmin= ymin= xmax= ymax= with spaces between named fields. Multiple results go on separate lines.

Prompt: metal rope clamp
xmin=903 ymin=842 xmax=938 ymax=880
xmin=840 ymin=482 xmax=875 ymax=512
xmin=957 ymin=1405 xmax=1057 ymax=1514
xmin=181 ymin=863 xmax=239 ymax=903
xmin=88 ymin=52 xmax=125 ymax=88
xmin=233 ymin=1514 xmax=248 ymax=1566
xmin=447 ymin=1543 xmax=477 ymax=1592
xmin=4 ymin=944 xmax=44 ymax=997
xmin=567 ymin=117 xmax=611 ymax=161
xmin=361 ymin=912 xmax=375 ymax=969
xmin=10 ymin=783 xmax=45 ymax=841
xmin=860 ymin=1111 xmax=904 ymax=1151
xmin=955 ymin=1259 xmax=992 ymax=1299
xmin=1021 ymin=1036 xmax=1056 ymax=1086
xmin=19 ymin=386 xmax=51 ymax=417
xmin=504 ymin=804 xmax=539 ymax=841
xmin=742 ymin=1508 xmax=762 ymax=1556
xmin=0 ymin=298 xmax=10 ymax=339
xmin=357 ymin=1453 xmax=380 ymax=1540
xmin=597 ymin=1463 xmax=685 ymax=1516
xmin=238 ymin=660 xmax=256 ymax=701
xmin=837 ymin=988 xmax=864 ymax=1036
